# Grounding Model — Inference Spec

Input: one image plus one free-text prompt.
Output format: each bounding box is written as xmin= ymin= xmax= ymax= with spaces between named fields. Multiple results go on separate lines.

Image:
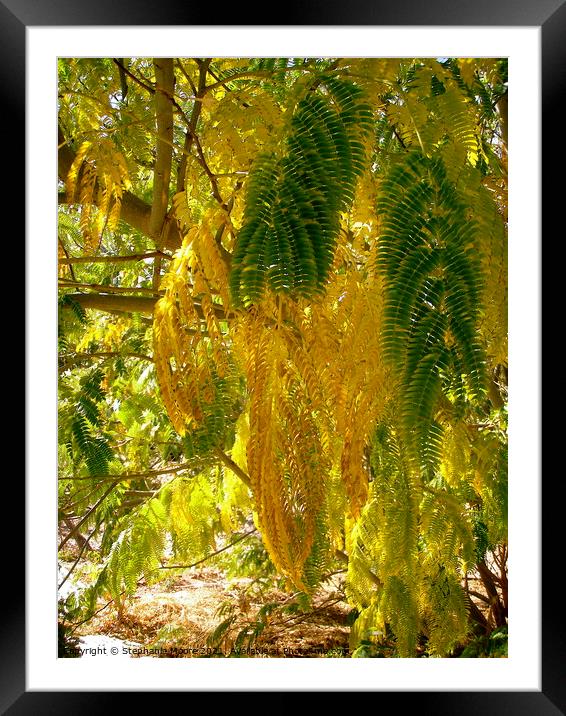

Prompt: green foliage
xmin=58 ymin=621 xmax=81 ymax=658
xmin=229 ymin=76 xmax=373 ymax=305
xmin=205 ymin=588 xmax=315 ymax=656
xmin=98 ymin=472 xmax=220 ymax=600
xmin=181 ymin=368 xmax=244 ymax=460
xmin=215 ymin=532 xmax=277 ymax=581
xmin=377 ymin=150 xmax=486 ymax=470
xmin=62 ymin=367 xmax=115 ymax=476
xmin=58 ymin=596 xmax=83 ymax=657
xmin=346 ymin=422 xmax=478 ymax=657
xmin=460 ymin=624 xmax=508 ymax=658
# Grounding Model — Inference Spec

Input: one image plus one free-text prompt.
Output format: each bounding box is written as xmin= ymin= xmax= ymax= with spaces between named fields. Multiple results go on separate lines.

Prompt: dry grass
xmin=77 ymin=567 xmax=351 ymax=658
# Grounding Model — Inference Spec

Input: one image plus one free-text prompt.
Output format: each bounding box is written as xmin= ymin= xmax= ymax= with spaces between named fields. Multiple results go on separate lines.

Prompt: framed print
xmin=12 ymin=0 xmax=555 ymax=711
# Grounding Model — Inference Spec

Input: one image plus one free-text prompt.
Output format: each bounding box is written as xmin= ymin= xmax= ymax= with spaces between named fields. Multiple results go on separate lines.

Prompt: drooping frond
xmin=469 ymin=178 xmax=508 ymax=370
xmin=419 ymin=567 xmax=469 ymax=656
xmin=376 ymin=150 xmax=487 ymax=469
xmin=64 ymin=137 xmax=131 ymax=250
xmin=61 ymin=366 xmax=115 ymax=476
xmin=231 ymin=307 xmax=329 ymax=589
xmin=346 ymin=424 xmax=473 ymax=656
xmin=346 ymin=424 xmax=419 ymax=608
xmin=304 ymin=263 xmax=390 ymax=516
xmin=99 ymin=471 xmax=221 ymax=601
xmin=229 ymin=76 xmax=373 ymax=306
xmin=153 ymin=211 xmax=236 ymax=438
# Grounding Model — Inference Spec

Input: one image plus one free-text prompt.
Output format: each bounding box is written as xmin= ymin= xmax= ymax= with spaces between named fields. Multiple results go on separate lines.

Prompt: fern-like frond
xmin=420 ymin=568 xmax=469 ymax=655
xmin=346 ymin=418 xmax=478 ymax=656
xmin=376 ymin=150 xmax=487 ymax=466
xmin=100 ymin=471 xmax=221 ymax=600
xmin=64 ymin=137 xmax=130 ymax=250
xmin=153 ymin=213 xmax=237 ymax=440
xmin=229 ymin=76 xmax=373 ymax=306
xmin=64 ymin=367 xmax=115 ymax=476
xmin=238 ymin=313 xmax=329 ymax=589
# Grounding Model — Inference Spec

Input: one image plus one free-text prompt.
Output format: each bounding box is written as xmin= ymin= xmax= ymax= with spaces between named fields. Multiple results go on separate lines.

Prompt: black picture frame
xmin=13 ymin=1 xmax=554 ymax=711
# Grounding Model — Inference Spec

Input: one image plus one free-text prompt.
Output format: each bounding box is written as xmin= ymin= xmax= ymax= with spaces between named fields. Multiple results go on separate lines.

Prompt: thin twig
xmin=112 ymin=59 xmax=155 ymax=95
xmin=177 ymin=58 xmax=209 ymax=193
xmin=158 ymin=528 xmax=257 ymax=570
xmin=58 ymin=483 xmax=117 ymax=551
xmin=267 ymin=597 xmax=345 ymax=637
xmin=58 ymin=251 xmax=171 ymax=265
xmin=59 ymin=461 xmax=198 ymax=482
xmin=176 ymin=58 xmax=197 ymax=96
xmin=60 ymin=351 xmax=154 ymax=364
xmin=59 ymin=522 xmax=99 ymax=590
xmin=58 ymin=238 xmax=77 ymax=281
xmin=68 ymin=591 xmax=130 ymax=635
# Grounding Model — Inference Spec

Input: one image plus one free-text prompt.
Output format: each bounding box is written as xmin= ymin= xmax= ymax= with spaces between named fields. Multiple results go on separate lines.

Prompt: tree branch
xmin=466 ymin=589 xmax=491 ymax=605
xmin=59 ymin=351 xmax=154 ymax=370
xmin=191 ymin=130 xmax=226 ymax=209
xmin=59 ymin=280 xmax=162 ymax=297
xmin=58 ymin=250 xmax=171 ymax=265
xmin=465 ymin=595 xmax=490 ymax=632
xmin=213 ymin=447 xmax=252 ymax=489
xmin=62 ymin=291 xmax=228 ymax=323
xmin=176 ymin=58 xmax=197 ymax=96
xmin=58 ymin=461 xmax=198 ymax=482
xmin=62 ymin=292 xmax=158 ymax=316
xmin=335 ymin=548 xmax=382 ymax=587
xmin=496 ymin=91 xmax=508 ymax=148
xmin=149 ymin=59 xmax=175 ymax=246
xmin=112 ymin=58 xmax=154 ymax=96
xmin=58 ymin=483 xmax=117 ymax=551
xmin=202 ymin=64 xmax=313 ymax=94
xmin=58 ymin=237 xmax=77 ymax=281
xmin=177 ymin=59 xmax=209 ymax=194
xmin=58 ymin=522 xmax=99 ymax=590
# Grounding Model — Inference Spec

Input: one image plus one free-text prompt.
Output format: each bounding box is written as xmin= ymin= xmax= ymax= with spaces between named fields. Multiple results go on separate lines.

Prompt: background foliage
xmin=58 ymin=56 xmax=508 ymax=657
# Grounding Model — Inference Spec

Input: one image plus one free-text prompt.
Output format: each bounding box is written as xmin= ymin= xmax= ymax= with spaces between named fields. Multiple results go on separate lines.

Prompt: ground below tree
xmin=73 ymin=567 xmax=351 ymax=658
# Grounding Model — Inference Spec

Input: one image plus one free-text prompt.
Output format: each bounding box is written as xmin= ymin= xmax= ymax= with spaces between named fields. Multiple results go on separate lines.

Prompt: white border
xmin=27 ymin=26 xmax=540 ymax=691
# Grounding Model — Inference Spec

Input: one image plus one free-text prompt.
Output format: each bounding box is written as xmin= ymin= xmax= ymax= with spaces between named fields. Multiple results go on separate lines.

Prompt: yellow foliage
xmin=154 ymin=229 xmax=393 ymax=585
xmin=152 ymin=210 xmax=231 ymax=435
xmin=65 ymin=138 xmax=130 ymax=251
xmin=149 ymin=57 xmax=507 ymax=597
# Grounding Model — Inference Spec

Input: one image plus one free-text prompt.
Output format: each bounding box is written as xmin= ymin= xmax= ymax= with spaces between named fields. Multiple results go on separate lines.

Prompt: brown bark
xmin=466 ymin=595 xmax=490 ymax=633
xmin=477 ymin=559 xmax=507 ymax=628
xmin=213 ymin=446 xmax=251 ymax=489
xmin=496 ymin=91 xmax=508 ymax=148
xmin=59 ymin=280 xmax=161 ymax=296
xmin=62 ymin=516 xmax=91 ymax=552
